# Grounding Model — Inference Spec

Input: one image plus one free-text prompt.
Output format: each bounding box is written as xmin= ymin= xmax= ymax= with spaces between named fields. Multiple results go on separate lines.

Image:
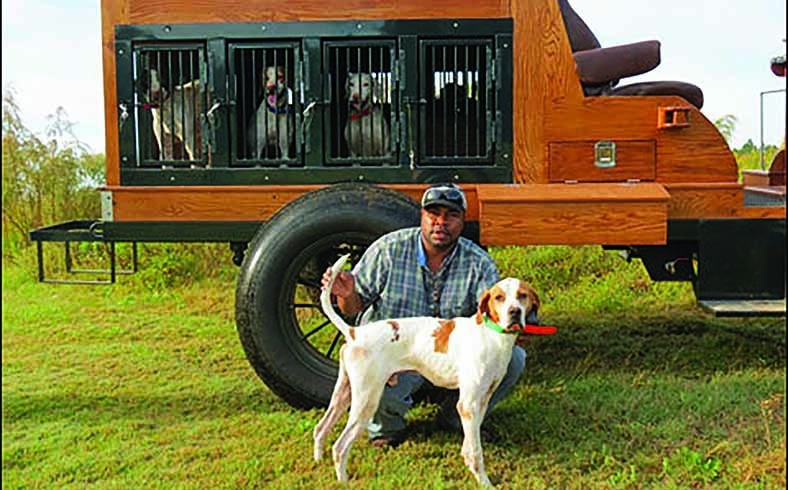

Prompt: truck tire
xmin=235 ymin=183 xmax=420 ymax=409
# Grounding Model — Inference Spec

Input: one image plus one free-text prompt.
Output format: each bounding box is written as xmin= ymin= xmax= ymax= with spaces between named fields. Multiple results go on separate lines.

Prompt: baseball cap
xmin=420 ymin=184 xmax=467 ymax=212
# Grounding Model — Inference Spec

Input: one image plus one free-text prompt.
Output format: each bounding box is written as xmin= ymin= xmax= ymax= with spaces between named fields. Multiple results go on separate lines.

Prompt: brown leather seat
xmin=771 ymin=55 xmax=786 ymax=77
xmin=558 ymin=0 xmax=704 ymax=108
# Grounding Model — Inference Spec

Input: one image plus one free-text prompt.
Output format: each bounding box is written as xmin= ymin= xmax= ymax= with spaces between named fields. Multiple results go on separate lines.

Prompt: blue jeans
xmin=367 ymin=345 xmax=527 ymax=438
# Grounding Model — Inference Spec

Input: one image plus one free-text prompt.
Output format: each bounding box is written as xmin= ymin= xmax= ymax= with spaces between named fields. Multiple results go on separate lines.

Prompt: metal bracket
xmin=29 ymin=220 xmax=139 ymax=285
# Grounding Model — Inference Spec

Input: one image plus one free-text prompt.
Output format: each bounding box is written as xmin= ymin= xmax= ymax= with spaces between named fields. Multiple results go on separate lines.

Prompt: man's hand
xmin=322 ymin=266 xmax=363 ymax=316
xmin=322 ymin=267 xmax=355 ymax=298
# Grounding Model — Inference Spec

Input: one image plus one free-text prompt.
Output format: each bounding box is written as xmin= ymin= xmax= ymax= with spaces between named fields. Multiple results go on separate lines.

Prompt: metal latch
xmin=594 ymin=140 xmax=616 ymax=168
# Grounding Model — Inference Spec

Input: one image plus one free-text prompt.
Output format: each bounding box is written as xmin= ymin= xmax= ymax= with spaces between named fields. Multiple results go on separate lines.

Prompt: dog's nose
xmin=508 ymin=306 xmax=522 ymax=321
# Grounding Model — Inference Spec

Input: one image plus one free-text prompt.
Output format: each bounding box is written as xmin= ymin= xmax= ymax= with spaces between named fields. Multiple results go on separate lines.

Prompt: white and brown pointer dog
xmin=147 ymin=68 xmax=203 ymax=162
xmin=248 ymin=65 xmax=294 ymax=159
xmin=343 ymin=72 xmax=391 ymax=157
xmin=314 ymin=254 xmax=541 ymax=486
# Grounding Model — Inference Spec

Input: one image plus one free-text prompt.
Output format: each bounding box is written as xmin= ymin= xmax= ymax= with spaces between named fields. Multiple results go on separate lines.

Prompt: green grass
xmin=3 ymin=245 xmax=785 ymax=489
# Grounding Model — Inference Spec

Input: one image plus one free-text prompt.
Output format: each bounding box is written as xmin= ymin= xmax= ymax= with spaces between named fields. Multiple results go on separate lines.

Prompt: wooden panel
xmin=742 ymin=170 xmax=772 ymax=187
xmin=511 ymin=0 xmax=583 ymax=185
xmin=477 ymin=183 xmax=668 ymax=245
xmin=548 ymin=140 xmax=655 ymax=182
xmin=743 ymin=169 xmax=786 ymax=187
xmin=480 ymin=201 xmax=667 ymax=245
xmin=103 ymin=182 xmax=783 ymax=240
xmin=665 ymin=183 xmax=786 ymax=219
xmin=126 ymin=0 xmax=509 ymax=23
xmin=103 ymin=184 xmax=480 ymax=221
xmin=544 ymin=97 xmax=738 ymax=183
xmin=101 ymin=0 xmax=130 ymax=186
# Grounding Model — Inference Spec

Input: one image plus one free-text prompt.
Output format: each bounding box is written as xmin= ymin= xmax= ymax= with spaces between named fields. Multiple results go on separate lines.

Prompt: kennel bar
xmin=227 ymin=41 xmax=302 ymax=166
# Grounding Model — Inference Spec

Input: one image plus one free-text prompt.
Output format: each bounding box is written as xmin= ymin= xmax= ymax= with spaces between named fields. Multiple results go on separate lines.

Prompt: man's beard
xmin=427 ymin=229 xmax=457 ymax=251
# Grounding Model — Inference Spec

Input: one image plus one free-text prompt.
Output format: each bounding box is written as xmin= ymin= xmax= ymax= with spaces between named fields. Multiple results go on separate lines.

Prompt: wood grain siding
xmin=511 ymin=0 xmax=583 ymax=185
xmin=548 ymin=140 xmax=655 ymax=182
xmin=125 ymin=0 xmax=509 ymax=23
xmin=476 ymin=183 xmax=669 ymax=245
xmin=102 ymin=182 xmax=782 ymax=228
xmin=102 ymin=184 xmax=479 ymax=221
xmin=544 ymin=97 xmax=739 ymax=183
xmin=101 ymin=0 xmax=130 ymax=186
xmin=665 ymin=183 xmax=786 ymax=219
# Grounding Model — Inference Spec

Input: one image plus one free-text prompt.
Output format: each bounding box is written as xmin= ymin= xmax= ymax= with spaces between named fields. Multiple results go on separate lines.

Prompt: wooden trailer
xmin=31 ymin=0 xmax=785 ymax=408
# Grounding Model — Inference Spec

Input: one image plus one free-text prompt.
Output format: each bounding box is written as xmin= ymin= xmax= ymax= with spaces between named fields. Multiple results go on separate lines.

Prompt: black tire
xmin=235 ymin=183 xmax=420 ymax=409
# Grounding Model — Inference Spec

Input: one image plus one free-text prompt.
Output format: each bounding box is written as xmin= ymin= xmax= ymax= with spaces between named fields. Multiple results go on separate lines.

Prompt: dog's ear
xmin=371 ymin=74 xmax=383 ymax=103
xmin=525 ymin=284 xmax=540 ymax=325
xmin=475 ymin=289 xmax=492 ymax=324
xmin=345 ymin=72 xmax=355 ymax=94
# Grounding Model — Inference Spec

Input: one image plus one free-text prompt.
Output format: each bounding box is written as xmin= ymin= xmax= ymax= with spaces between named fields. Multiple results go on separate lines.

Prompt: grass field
xmin=2 ymin=245 xmax=785 ymax=489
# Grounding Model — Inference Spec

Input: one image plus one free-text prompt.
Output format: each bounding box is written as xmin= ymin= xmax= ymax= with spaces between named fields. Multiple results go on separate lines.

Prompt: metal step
xmin=698 ymin=299 xmax=786 ymax=317
xmin=29 ymin=220 xmax=138 ymax=285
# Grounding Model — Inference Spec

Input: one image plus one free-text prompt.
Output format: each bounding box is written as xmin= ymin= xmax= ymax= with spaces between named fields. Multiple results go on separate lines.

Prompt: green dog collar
xmin=482 ymin=314 xmax=519 ymax=334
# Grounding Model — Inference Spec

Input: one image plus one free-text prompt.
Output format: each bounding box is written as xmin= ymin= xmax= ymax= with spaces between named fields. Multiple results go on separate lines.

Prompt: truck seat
xmin=558 ymin=0 xmax=704 ymax=109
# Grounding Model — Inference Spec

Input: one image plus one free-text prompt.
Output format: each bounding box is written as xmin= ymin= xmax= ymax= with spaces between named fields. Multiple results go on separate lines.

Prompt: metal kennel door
xmin=322 ymin=39 xmax=398 ymax=166
xmin=131 ymin=44 xmax=208 ymax=167
xmin=228 ymin=42 xmax=303 ymax=167
xmin=418 ymin=39 xmax=495 ymax=165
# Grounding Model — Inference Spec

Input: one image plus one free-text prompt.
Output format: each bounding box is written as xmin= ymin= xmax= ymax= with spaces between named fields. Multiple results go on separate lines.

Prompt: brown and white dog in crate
xmin=344 ymin=72 xmax=390 ymax=157
xmin=247 ymin=66 xmax=294 ymax=160
xmin=146 ymin=69 xmax=203 ymax=162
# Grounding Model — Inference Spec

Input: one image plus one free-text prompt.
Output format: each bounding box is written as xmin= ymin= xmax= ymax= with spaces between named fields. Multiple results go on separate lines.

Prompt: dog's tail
xmin=320 ymin=253 xmax=354 ymax=340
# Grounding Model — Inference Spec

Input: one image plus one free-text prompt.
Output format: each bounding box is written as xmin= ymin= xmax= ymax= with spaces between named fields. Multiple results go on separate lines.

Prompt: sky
xmin=2 ymin=0 xmax=786 ymax=155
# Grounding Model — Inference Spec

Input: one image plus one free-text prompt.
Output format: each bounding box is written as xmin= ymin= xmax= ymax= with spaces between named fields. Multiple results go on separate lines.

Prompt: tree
xmin=711 ymin=115 xmax=781 ymax=178
xmin=713 ymin=114 xmax=738 ymax=146
xmin=2 ymin=89 xmax=105 ymax=252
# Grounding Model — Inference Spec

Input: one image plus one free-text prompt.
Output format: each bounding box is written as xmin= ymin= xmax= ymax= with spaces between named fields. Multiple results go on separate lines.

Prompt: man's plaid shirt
xmin=352 ymin=227 xmax=500 ymax=324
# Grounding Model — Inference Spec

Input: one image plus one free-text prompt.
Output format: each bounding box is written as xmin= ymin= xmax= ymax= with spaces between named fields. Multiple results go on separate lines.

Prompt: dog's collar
xmin=265 ymin=100 xmax=293 ymax=115
xmin=482 ymin=315 xmax=520 ymax=335
xmin=349 ymin=107 xmax=372 ymax=121
xmin=483 ymin=315 xmax=558 ymax=336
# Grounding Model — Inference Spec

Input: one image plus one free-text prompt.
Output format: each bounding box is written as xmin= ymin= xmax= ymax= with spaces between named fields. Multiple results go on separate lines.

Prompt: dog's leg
xmin=181 ymin=117 xmax=195 ymax=161
xmin=172 ymin=118 xmax=193 ymax=162
xmin=457 ymin=388 xmax=493 ymax=486
xmin=344 ymin=123 xmax=357 ymax=158
xmin=382 ymin=118 xmax=391 ymax=157
xmin=332 ymin=373 xmax=385 ymax=483
xmin=277 ymin=117 xmax=290 ymax=159
xmin=161 ymin=131 xmax=174 ymax=160
xmin=314 ymin=349 xmax=352 ymax=461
